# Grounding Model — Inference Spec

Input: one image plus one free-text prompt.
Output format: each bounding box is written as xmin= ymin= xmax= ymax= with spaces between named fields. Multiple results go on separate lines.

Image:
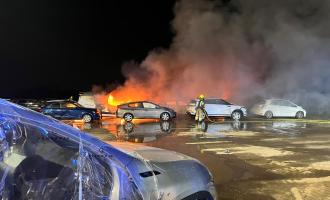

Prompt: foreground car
xmin=251 ymin=99 xmax=306 ymax=119
xmin=117 ymin=101 xmax=176 ymax=122
xmin=41 ymin=100 xmax=100 ymax=122
xmin=0 ymin=99 xmax=216 ymax=200
xmin=186 ymin=98 xmax=247 ymax=120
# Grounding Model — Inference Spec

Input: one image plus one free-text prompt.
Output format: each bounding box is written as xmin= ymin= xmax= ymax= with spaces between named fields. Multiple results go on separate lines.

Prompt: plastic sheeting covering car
xmin=0 ymin=99 xmax=145 ymax=200
xmin=0 ymin=99 xmax=216 ymax=200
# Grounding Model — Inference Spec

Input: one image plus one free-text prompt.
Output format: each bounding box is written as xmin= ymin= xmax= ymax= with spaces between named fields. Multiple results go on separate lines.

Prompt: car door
xmin=205 ymin=99 xmax=231 ymax=116
xmin=43 ymin=103 xmax=63 ymax=118
xmin=61 ymin=102 xmax=80 ymax=119
xmin=282 ymin=100 xmax=299 ymax=117
xmin=216 ymin=99 xmax=232 ymax=116
xmin=204 ymin=99 xmax=218 ymax=116
xmin=268 ymin=100 xmax=283 ymax=117
xmin=142 ymin=102 xmax=160 ymax=118
xmin=127 ymin=102 xmax=144 ymax=118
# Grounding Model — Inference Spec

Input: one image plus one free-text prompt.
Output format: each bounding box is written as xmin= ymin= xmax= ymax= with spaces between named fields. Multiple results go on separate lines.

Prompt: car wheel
xmin=160 ymin=112 xmax=171 ymax=121
xmin=82 ymin=114 xmax=92 ymax=123
xmin=296 ymin=111 xmax=304 ymax=119
xmin=265 ymin=111 xmax=273 ymax=119
xmin=124 ymin=122 xmax=134 ymax=133
xmin=123 ymin=113 xmax=134 ymax=122
xmin=231 ymin=111 xmax=242 ymax=120
xmin=160 ymin=121 xmax=171 ymax=132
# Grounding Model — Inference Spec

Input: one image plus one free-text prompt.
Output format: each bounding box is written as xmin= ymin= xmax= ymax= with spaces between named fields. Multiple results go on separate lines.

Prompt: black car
xmin=41 ymin=100 xmax=100 ymax=122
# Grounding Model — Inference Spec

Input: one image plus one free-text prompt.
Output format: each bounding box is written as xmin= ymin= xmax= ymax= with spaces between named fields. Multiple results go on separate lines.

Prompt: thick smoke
xmin=113 ymin=0 xmax=330 ymax=115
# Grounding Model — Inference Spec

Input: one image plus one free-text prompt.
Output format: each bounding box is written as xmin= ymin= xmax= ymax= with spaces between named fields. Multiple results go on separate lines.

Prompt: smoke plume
xmin=111 ymin=0 xmax=330 ymax=115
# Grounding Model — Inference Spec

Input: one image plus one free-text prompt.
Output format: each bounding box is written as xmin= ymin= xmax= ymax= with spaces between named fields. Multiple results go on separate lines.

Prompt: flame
xmin=107 ymin=94 xmax=117 ymax=106
xmin=107 ymin=84 xmax=151 ymax=107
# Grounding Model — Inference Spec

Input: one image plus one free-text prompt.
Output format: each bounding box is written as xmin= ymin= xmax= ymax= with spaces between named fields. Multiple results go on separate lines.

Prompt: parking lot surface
xmin=69 ymin=116 xmax=330 ymax=200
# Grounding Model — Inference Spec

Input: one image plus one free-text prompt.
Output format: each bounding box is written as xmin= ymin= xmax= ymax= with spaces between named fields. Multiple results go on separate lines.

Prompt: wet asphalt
xmin=68 ymin=115 xmax=330 ymax=200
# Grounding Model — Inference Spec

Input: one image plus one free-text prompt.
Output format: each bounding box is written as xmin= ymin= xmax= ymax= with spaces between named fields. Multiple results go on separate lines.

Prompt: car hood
xmin=108 ymin=142 xmax=214 ymax=200
xmin=107 ymin=142 xmax=194 ymax=162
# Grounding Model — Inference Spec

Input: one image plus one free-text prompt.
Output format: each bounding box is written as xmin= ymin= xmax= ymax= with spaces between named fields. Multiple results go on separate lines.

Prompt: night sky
xmin=0 ymin=0 xmax=175 ymax=98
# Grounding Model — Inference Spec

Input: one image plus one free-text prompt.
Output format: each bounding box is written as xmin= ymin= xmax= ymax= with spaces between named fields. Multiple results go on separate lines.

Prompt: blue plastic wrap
xmin=0 ymin=99 xmax=216 ymax=200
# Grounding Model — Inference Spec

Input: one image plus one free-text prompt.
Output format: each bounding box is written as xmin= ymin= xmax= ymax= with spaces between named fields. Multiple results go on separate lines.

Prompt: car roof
xmin=266 ymin=98 xmax=289 ymax=101
xmin=192 ymin=98 xmax=226 ymax=101
xmin=119 ymin=101 xmax=155 ymax=106
xmin=47 ymin=99 xmax=75 ymax=103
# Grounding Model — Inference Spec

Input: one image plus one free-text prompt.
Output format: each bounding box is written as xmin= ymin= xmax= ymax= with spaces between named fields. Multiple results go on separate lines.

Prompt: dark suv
xmin=41 ymin=100 xmax=100 ymax=122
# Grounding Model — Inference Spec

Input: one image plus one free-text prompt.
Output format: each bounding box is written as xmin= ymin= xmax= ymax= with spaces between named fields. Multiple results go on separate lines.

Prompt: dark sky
xmin=0 ymin=0 xmax=175 ymax=98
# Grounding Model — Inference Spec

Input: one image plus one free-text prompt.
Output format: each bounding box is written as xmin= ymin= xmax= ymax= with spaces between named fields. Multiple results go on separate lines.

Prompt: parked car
xmin=186 ymin=98 xmax=247 ymax=120
xmin=116 ymin=101 xmax=176 ymax=122
xmin=250 ymin=99 xmax=306 ymax=119
xmin=0 ymin=99 xmax=216 ymax=200
xmin=11 ymin=99 xmax=46 ymax=112
xmin=41 ymin=100 xmax=100 ymax=123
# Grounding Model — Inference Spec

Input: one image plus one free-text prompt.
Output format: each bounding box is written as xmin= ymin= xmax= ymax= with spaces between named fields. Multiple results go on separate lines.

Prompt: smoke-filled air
xmin=107 ymin=0 xmax=330 ymax=115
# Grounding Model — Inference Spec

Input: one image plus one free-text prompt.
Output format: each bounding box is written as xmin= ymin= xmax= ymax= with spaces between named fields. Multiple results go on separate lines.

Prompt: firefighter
xmin=195 ymin=94 xmax=206 ymax=122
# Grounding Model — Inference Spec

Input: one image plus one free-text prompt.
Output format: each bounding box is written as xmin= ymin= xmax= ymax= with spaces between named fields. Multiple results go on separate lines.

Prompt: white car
xmin=78 ymin=92 xmax=111 ymax=115
xmin=186 ymin=98 xmax=247 ymax=120
xmin=251 ymin=99 xmax=306 ymax=119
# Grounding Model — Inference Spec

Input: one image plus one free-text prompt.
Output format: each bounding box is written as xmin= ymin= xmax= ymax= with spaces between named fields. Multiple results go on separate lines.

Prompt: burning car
xmin=250 ymin=99 xmax=306 ymax=119
xmin=116 ymin=101 xmax=176 ymax=122
xmin=186 ymin=98 xmax=247 ymax=120
xmin=0 ymin=99 xmax=216 ymax=199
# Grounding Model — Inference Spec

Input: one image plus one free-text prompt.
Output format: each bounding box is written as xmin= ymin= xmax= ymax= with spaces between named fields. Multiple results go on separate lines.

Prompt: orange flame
xmin=107 ymin=84 xmax=151 ymax=107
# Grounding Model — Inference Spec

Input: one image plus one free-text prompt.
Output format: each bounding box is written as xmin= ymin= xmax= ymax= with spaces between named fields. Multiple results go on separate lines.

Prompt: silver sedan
xmin=116 ymin=101 xmax=176 ymax=122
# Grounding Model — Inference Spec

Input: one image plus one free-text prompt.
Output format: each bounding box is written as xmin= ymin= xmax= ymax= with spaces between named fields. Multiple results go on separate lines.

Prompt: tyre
xmin=160 ymin=121 xmax=171 ymax=132
xmin=296 ymin=111 xmax=304 ymax=119
xmin=123 ymin=113 xmax=134 ymax=122
xmin=82 ymin=114 xmax=92 ymax=123
xmin=231 ymin=110 xmax=242 ymax=120
xmin=265 ymin=111 xmax=273 ymax=119
xmin=160 ymin=112 xmax=171 ymax=121
xmin=124 ymin=122 xmax=134 ymax=133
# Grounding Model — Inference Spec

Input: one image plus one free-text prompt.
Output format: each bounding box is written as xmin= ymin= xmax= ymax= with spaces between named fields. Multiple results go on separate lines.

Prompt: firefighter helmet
xmin=199 ymin=94 xmax=205 ymax=100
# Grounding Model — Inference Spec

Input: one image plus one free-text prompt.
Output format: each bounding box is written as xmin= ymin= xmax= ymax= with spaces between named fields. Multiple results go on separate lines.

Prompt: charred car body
xmin=0 ymin=99 xmax=216 ymax=199
xmin=116 ymin=101 xmax=176 ymax=122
